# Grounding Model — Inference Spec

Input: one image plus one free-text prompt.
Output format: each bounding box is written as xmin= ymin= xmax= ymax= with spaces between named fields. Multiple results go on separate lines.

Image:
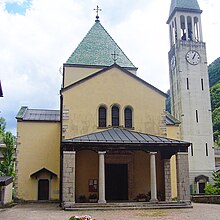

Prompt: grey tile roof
xmin=64 ymin=127 xmax=188 ymax=145
xmin=168 ymin=0 xmax=202 ymax=23
xmin=16 ymin=106 xmax=60 ymax=122
xmin=66 ymin=21 xmax=136 ymax=69
xmin=166 ymin=112 xmax=181 ymax=125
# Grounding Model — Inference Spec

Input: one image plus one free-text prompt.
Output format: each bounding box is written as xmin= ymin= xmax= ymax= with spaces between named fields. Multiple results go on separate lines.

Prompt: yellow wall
xmin=64 ymin=66 xmax=137 ymax=88
xmin=75 ymin=150 xmax=165 ymax=201
xmin=166 ymin=124 xmax=180 ymax=199
xmin=16 ymin=121 xmax=60 ymax=201
xmin=75 ymin=150 xmax=98 ymax=200
xmin=62 ymin=67 xmax=166 ymax=139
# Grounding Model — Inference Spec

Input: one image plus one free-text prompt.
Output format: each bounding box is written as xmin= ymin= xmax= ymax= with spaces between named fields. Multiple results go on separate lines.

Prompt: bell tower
xmin=167 ymin=0 xmax=215 ymax=194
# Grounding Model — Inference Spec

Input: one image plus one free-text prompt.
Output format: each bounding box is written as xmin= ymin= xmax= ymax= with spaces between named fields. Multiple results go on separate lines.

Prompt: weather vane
xmin=94 ymin=5 xmax=102 ymax=22
xmin=111 ymin=50 xmax=119 ymax=63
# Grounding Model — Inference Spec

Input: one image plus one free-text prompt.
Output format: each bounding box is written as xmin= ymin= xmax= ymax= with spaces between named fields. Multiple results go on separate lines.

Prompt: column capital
xmin=150 ymin=152 xmax=157 ymax=155
xmin=98 ymin=151 xmax=106 ymax=155
xmin=63 ymin=151 xmax=76 ymax=155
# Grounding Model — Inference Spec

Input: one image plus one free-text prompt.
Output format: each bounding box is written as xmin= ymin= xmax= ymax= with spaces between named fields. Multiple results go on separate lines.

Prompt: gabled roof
xmin=30 ymin=168 xmax=57 ymax=178
xmin=66 ymin=20 xmax=136 ymax=69
xmin=16 ymin=106 xmax=60 ymax=122
xmin=61 ymin=63 xmax=167 ymax=97
xmin=0 ymin=80 xmax=3 ymax=97
xmin=167 ymin=0 xmax=202 ymax=23
xmin=63 ymin=127 xmax=188 ymax=145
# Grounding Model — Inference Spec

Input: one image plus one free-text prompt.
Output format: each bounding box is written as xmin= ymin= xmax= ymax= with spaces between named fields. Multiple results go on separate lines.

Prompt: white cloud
xmin=0 ymin=0 xmax=219 ymax=133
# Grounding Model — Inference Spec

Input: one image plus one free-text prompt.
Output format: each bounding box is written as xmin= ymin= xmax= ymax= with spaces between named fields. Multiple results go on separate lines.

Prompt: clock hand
xmin=192 ymin=52 xmax=196 ymax=59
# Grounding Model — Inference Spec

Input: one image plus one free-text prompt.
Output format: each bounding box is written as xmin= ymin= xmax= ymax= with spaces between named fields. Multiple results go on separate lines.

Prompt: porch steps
xmin=64 ymin=201 xmax=192 ymax=211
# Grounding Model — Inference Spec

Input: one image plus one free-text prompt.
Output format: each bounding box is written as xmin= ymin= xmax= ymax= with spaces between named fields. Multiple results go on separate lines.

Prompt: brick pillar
xmin=98 ymin=151 xmax=106 ymax=204
xmin=150 ymin=152 xmax=158 ymax=203
xmin=62 ymin=151 xmax=76 ymax=207
xmin=176 ymin=152 xmax=190 ymax=201
xmin=164 ymin=159 xmax=172 ymax=202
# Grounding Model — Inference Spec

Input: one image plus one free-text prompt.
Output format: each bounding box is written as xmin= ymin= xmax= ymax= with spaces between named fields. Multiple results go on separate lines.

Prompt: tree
xmin=0 ymin=118 xmax=15 ymax=177
xmin=205 ymin=171 xmax=220 ymax=195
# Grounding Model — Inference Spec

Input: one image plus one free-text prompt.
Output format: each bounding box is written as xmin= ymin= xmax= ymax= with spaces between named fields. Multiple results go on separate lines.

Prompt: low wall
xmin=192 ymin=195 xmax=220 ymax=204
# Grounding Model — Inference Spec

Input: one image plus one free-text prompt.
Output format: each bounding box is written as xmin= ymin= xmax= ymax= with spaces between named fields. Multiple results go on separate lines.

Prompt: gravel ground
xmin=0 ymin=202 xmax=219 ymax=220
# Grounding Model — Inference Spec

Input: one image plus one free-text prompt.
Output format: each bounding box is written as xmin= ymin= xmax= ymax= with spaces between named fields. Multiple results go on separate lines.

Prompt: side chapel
xmin=15 ymin=4 xmax=193 ymax=207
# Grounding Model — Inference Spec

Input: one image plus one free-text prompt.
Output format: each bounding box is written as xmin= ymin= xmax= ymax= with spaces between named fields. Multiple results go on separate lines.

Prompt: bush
xmin=204 ymin=184 xmax=220 ymax=195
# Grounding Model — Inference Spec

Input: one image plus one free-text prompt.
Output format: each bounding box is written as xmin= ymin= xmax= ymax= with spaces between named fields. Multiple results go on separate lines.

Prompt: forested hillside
xmin=166 ymin=57 xmax=220 ymax=146
xmin=209 ymin=57 xmax=220 ymax=146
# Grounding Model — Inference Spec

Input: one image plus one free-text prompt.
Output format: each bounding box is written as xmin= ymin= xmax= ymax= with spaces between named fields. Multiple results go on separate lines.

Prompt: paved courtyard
xmin=0 ymin=202 xmax=219 ymax=220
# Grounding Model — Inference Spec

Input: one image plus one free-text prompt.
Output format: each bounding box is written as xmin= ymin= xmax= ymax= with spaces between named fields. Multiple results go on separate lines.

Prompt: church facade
xmin=15 ymin=0 xmax=214 ymax=207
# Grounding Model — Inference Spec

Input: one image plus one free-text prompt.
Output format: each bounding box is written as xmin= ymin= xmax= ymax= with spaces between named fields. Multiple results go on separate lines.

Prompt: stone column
xmin=150 ymin=152 xmax=158 ymax=203
xmin=164 ymin=159 xmax=172 ymax=202
xmin=176 ymin=152 xmax=190 ymax=201
xmin=62 ymin=151 xmax=76 ymax=207
xmin=98 ymin=151 xmax=106 ymax=203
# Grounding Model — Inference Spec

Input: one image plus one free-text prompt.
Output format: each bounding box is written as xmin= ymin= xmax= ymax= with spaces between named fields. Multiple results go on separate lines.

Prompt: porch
xmin=61 ymin=128 xmax=191 ymax=209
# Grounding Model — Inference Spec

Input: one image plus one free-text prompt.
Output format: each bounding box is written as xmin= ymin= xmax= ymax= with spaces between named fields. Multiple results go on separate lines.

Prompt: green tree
xmin=205 ymin=171 xmax=220 ymax=195
xmin=0 ymin=118 xmax=15 ymax=177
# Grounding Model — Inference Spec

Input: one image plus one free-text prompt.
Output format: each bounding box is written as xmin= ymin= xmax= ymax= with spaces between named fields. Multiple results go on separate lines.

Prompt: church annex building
xmin=15 ymin=0 xmax=215 ymax=208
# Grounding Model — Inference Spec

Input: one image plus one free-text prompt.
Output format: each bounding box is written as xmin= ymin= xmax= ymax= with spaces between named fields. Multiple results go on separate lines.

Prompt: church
xmin=15 ymin=0 xmax=215 ymax=208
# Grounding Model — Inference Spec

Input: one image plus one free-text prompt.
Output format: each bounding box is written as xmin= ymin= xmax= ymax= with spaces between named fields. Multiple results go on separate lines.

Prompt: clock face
xmin=170 ymin=55 xmax=176 ymax=70
xmin=186 ymin=50 xmax=200 ymax=65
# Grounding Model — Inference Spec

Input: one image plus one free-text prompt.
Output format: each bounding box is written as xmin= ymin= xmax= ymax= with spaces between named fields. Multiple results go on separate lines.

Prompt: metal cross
xmin=94 ymin=5 xmax=102 ymax=21
xmin=111 ymin=51 xmax=119 ymax=63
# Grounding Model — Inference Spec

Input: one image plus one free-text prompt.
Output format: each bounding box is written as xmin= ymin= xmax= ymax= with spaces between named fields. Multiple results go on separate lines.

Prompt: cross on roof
xmin=94 ymin=5 xmax=102 ymax=22
xmin=111 ymin=50 xmax=119 ymax=63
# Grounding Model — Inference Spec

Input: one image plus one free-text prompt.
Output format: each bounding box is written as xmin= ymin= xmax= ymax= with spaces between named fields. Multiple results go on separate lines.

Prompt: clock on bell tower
xmin=167 ymin=0 xmax=215 ymax=194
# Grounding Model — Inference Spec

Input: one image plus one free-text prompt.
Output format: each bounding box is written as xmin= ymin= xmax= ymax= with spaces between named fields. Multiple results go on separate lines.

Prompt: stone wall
xmin=62 ymin=151 xmax=75 ymax=207
xmin=176 ymin=152 xmax=190 ymax=201
xmin=192 ymin=195 xmax=220 ymax=204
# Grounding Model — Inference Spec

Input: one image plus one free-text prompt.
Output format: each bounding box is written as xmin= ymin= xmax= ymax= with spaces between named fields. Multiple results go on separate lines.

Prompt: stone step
xmin=64 ymin=202 xmax=192 ymax=211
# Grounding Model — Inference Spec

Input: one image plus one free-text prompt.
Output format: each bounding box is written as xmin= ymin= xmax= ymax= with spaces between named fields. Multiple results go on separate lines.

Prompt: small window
xmin=124 ymin=107 xmax=132 ymax=128
xmin=196 ymin=110 xmax=199 ymax=123
xmin=206 ymin=143 xmax=208 ymax=156
xmin=99 ymin=106 xmax=107 ymax=127
xmin=201 ymin=79 xmax=204 ymax=91
xmin=187 ymin=78 xmax=189 ymax=90
xmin=112 ymin=105 xmax=119 ymax=126
xmin=191 ymin=144 xmax=194 ymax=156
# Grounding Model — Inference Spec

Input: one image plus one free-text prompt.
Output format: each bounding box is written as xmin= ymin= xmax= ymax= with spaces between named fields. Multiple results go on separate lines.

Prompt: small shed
xmin=0 ymin=176 xmax=13 ymax=205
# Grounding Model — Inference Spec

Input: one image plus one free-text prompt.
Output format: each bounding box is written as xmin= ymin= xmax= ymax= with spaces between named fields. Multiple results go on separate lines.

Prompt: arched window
xmin=99 ymin=106 xmax=107 ymax=127
xmin=112 ymin=105 xmax=119 ymax=126
xmin=124 ymin=107 xmax=132 ymax=128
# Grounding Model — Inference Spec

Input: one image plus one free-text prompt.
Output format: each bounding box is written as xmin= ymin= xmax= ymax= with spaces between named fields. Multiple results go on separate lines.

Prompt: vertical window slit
xmin=196 ymin=110 xmax=199 ymax=123
xmin=206 ymin=143 xmax=208 ymax=156
xmin=201 ymin=79 xmax=204 ymax=91
xmin=187 ymin=78 xmax=189 ymax=90
xmin=191 ymin=144 xmax=194 ymax=156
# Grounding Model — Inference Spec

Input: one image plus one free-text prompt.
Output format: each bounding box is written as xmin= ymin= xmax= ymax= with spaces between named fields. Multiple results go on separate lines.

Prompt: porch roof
xmin=30 ymin=168 xmax=57 ymax=179
xmin=63 ymin=127 xmax=189 ymax=146
xmin=0 ymin=176 xmax=13 ymax=186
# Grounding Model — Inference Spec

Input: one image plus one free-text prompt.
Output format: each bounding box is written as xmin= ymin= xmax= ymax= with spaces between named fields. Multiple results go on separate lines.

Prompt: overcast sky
xmin=0 ymin=0 xmax=220 ymax=134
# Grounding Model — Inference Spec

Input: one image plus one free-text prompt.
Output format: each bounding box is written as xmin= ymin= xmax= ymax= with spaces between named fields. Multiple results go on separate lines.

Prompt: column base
xmin=98 ymin=199 xmax=106 ymax=204
xmin=150 ymin=198 xmax=158 ymax=203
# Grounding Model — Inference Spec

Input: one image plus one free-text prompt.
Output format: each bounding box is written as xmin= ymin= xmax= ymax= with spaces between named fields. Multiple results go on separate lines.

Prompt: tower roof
xmin=167 ymin=0 xmax=202 ymax=23
xmin=66 ymin=21 xmax=136 ymax=69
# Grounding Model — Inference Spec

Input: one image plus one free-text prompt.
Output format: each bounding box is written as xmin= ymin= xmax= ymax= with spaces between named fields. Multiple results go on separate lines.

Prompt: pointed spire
xmin=167 ymin=0 xmax=202 ymax=23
